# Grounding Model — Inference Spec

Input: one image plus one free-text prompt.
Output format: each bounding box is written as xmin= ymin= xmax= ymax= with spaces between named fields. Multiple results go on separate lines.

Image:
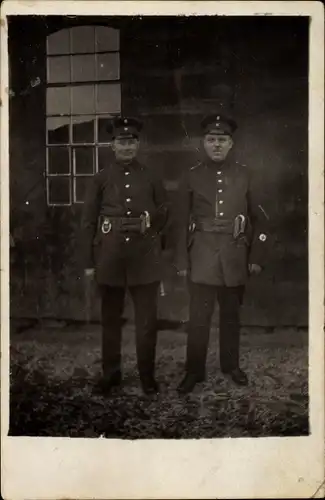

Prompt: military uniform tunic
xmin=81 ymin=159 xmax=168 ymax=287
xmin=176 ymin=157 xmax=269 ymax=285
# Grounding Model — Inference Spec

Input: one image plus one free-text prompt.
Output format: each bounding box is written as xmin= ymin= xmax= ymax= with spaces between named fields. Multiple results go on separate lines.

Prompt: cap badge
xmin=259 ymin=233 xmax=267 ymax=242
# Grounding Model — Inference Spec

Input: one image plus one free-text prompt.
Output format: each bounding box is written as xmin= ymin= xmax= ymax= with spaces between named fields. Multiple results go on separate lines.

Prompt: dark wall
xmin=9 ymin=16 xmax=309 ymax=326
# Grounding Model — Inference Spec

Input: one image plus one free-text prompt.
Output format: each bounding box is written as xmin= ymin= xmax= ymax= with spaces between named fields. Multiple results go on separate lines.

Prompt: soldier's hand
xmin=248 ymin=263 xmax=262 ymax=275
xmin=84 ymin=268 xmax=95 ymax=278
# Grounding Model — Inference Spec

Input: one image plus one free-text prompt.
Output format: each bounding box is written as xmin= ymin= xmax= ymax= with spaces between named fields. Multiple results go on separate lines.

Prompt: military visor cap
xmin=112 ymin=117 xmax=143 ymax=140
xmin=201 ymin=113 xmax=237 ymax=136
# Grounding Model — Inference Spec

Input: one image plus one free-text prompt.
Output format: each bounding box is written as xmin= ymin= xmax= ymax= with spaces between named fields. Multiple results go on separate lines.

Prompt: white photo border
xmin=1 ymin=1 xmax=324 ymax=499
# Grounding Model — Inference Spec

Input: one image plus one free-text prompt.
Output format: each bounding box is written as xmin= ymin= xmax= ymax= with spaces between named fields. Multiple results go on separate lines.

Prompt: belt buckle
xmin=189 ymin=221 xmax=196 ymax=232
xmin=233 ymin=214 xmax=246 ymax=239
xmin=101 ymin=217 xmax=112 ymax=234
xmin=140 ymin=211 xmax=151 ymax=233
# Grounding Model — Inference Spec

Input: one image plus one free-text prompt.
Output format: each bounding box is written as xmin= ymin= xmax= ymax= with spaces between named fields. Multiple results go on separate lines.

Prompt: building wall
xmin=9 ymin=16 xmax=308 ymax=326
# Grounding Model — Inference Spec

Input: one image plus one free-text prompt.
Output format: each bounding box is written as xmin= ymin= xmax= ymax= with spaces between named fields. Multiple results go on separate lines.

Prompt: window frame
xmin=45 ymin=25 xmax=121 ymax=206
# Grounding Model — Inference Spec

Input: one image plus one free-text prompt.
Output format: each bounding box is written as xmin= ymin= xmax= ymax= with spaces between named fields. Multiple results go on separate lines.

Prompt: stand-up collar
xmin=115 ymin=157 xmax=139 ymax=169
xmin=205 ymin=156 xmax=230 ymax=171
xmin=203 ymin=147 xmax=235 ymax=171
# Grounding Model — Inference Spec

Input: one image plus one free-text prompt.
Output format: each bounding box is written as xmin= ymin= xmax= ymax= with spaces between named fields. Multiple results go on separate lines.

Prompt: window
xmin=46 ymin=25 xmax=121 ymax=205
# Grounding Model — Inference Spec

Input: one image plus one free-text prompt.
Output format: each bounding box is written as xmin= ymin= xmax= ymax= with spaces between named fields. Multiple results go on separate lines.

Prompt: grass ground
xmin=9 ymin=324 xmax=308 ymax=438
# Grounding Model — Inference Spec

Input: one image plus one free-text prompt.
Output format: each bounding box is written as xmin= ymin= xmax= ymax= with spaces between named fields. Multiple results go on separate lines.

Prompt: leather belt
xmin=99 ymin=214 xmax=150 ymax=234
xmin=194 ymin=218 xmax=234 ymax=234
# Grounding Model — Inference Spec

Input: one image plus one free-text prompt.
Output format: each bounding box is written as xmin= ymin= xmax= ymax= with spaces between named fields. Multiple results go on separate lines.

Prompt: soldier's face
xmin=203 ymin=133 xmax=233 ymax=162
xmin=112 ymin=137 xmax=139 ymax=161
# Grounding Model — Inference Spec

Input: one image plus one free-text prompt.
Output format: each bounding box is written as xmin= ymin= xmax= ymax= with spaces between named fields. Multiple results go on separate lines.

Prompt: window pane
xmin=96 ymin=83 xmax=121 ymax=113
xmin=95 ymin=26 xmax=119 ymax=52
xmin=71 ymin=55 xmax=96 ymax=82
xmin=47 ymin=147 xmax=70 ymax=175
xmin=47 ymin=117 xmax=70 ymax=144
xmin=98 ymin=115 xmax=113 ymax=143
xmin=97 ymin=53 xmax=120 ymax=81
xmin=98 ymin=146 xmax=114 ymax=171
xmin=72 ymin=115 xmax=95 ymax=143
xmin=47 ymin=56 xmax=70 ymax=83
xmin=47 ymin=29 xmax=70 ymax=55
xmin=48 ymin=177 xmax=71 ymax=205
xmin=74 ymin=176 xmax=90 ymax=203
xmin=71 ymin=26 xmax=95 ymax=53
xmin=74 ymin=147 xmax=95 ymax=175
xmin=47 ymin=87 xmax=71 ymax=115
xmin=71 ymin=85 xmax=95 ymax=114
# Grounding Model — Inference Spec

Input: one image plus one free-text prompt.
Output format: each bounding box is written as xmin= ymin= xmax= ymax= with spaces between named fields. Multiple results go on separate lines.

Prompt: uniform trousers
xmin=99 ymin=282 xmax=159 ymax=383
xmin=186 ymin=281 xmax=245 ymax=378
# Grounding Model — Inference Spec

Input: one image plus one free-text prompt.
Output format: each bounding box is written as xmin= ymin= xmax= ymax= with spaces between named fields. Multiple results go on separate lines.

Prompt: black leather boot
xmin=222 ymin=367 xmax=248 ymax=386
xmin=94 ymin=371 xmax=122 ymax=395
xmin=177 ymin=373 xmax=205 ymax=395
xmin=141 ymin=376 xmax=160 ymax=396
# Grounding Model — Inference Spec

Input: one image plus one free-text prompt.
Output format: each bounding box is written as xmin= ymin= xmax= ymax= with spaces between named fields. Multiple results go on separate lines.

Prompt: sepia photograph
xmin=7 ymin=11 xmax=311 ymax=440
xmin=1 ymin=1 xmax=324 ymax=498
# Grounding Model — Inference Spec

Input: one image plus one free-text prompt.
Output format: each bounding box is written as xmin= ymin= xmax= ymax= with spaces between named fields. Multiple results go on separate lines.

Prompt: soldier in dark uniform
xmin=81 ymin=117 xmax=168 ymax=396
xmin=175 ymin=113 xmax=270 ymax=394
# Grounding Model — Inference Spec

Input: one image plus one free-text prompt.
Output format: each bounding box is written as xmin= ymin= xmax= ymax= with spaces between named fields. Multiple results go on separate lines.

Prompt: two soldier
xmin=82 ymin=113 xmax=269 ymax=396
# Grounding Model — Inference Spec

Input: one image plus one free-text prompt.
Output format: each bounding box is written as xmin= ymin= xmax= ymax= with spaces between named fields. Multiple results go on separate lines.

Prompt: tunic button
xmin=125 ymin=237 xmax=130 ymax=242
xmin=218 ymin=180 xmax=222 ymax=183
xmin=219 ymin=200 xmax=224 ymax=204
xmin=220 ymin=212 xmax=224 ymax=216
xmin=127 ymin=211 xmax=131 ymax=215
xmin=126 ymin=198 xmax=131 ymax=202
xmin=125 ymin=172 xmax=130 ymax=176
xmin=125 ymin=184 xmax=130 ymax=188
xmin=217 ymin=171 xmax=222 ymax=175
xmin=218 ymin=189 xmax=223 ymax=193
